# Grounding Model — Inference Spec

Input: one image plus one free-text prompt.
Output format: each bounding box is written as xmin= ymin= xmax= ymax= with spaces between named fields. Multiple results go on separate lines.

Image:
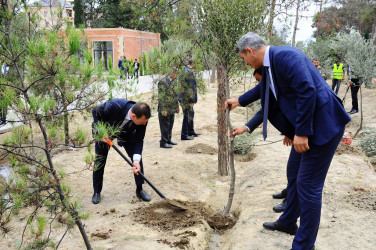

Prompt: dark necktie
xmin=263 ymin=67 xmax=270 ymax=140
xmin=124 ymin=120 xmax=134 ymax=131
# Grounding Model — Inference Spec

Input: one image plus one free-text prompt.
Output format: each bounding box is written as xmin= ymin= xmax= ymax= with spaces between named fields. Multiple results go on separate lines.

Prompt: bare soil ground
xmin=1 ymin=80 xmax=376 ymax=250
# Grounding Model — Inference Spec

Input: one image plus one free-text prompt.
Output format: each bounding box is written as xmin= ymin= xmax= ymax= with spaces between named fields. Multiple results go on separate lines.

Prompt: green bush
xmin=359 ymin=128 xmax=376 ymax=157
xmin=233 ymin=132 xmax=258 ymax=155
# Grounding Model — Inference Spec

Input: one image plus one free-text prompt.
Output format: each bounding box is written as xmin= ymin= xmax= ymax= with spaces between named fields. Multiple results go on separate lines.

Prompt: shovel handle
xmin=102 ymin=139 xmax=166 ymax=199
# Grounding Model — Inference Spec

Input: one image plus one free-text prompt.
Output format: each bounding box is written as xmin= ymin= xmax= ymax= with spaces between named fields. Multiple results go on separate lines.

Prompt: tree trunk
xmin=268 ymin=0 xmax=276 ymax=38
xmin=354 ymin=85 xmax=363 ymax=138
xmin=224 ymin=107 xmax=235 ymax=215
xmin=211 ymin=67 xmax=216 ymax=83
xmin=317 ymin=0 xmax=323 ymax=37
xmin=217 ymin=64 xmax=228 ymax=176
xmin=292 ymin=0 xmax=301 ymax=47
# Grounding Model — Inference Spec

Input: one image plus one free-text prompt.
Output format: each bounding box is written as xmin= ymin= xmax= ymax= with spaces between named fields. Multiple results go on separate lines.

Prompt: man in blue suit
xmin=226 ymin=32 xmax=351 ymax=250
xmin=233 ymin=67 xmax=290 ymax=213
xmin=91 ymin=99 xmax=151 ymax=204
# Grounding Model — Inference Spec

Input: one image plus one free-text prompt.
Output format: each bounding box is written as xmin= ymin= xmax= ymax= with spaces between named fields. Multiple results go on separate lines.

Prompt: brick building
xmin=84 ymin=28 xmax=161 ymax=70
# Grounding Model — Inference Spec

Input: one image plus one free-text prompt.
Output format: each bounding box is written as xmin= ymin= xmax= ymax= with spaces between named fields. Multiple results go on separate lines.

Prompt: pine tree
xmin=73 ymin=0 xmax=85 ymax=28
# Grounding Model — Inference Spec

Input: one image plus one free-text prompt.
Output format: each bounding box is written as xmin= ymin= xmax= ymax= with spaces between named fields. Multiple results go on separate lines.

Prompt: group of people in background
xmin=312 ymin=58 xmax=360 ymax=115
xmin=157 ymin=60 xmax=200 ymax=149
xmin=118 ymin=56 xmax=140 ymax=79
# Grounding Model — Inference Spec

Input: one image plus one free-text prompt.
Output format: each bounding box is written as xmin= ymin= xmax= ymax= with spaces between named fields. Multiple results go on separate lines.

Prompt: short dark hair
xmin=253 ymin=67 xmax=263 ymax=76
xmin=132 ymin=102 xmax=151 ymax=119
xmin=188 ymin=59 xmax=193 ymax=65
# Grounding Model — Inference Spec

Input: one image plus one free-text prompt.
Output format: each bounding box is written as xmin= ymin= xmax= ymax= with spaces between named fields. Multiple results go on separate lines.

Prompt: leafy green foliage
xmin=329 ymin=31 xmax=376 ymax=86
xmin=234 ymin=132 xmax=258 ymax=155
xmin=359 ymin=128 xmax=376 ymax=157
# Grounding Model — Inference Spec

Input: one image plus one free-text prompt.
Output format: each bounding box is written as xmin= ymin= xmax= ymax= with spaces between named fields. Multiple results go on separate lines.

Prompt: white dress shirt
xmin=263 ymin=46 xmax=277 ymax=100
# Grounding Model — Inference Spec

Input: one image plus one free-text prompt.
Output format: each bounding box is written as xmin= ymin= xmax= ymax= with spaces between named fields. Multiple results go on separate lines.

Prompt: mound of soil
xmin=202 ymin=124 xmax=217 ymax=133
xmin=185 ymin=143 xmax=217 ymax=155
xmin=335 ymin=142 xmax=363 ymax=156
xmin=133 ymin=200 xmax=237 ymax=232
xmin=235 ymin=152 xmax=257 ymax=162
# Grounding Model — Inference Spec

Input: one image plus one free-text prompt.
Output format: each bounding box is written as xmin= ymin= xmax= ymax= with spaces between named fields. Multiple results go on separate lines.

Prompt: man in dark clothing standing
xmin=91 ymin=100 xmax=151 ymax=204
xmin=158 ymin=71 xmax=179 ymax=148
xmin=347 ymin=65 xmax=360 ymax=114
xmin=118 ymin=56 xmax=125 ymax=79
xmin=179 ymin=60 xmax=200 ymax=140
xmin=133 ymin=59 xmax=140 ymax=78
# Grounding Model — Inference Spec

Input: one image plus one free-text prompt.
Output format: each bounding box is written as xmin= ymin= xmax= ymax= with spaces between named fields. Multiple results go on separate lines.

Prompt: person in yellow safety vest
xmin=332 ymin=60 xmax=345 ymax=94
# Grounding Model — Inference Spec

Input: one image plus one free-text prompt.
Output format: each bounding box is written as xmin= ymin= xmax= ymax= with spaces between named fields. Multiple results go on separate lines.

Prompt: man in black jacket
xmin=158 ymin=71 xmax=179 ymax=148
xmin=179 ymin=60 xmax=200 ymax=140
xmin=91 ymin=100 xmax=151 ymax=204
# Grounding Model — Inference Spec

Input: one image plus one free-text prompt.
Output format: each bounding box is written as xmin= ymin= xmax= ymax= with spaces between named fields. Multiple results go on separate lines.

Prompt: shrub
xmin=358 ymin=128 xmax=376 ymax=157
xmin=234 ymin=132 xmax=258 ymax=155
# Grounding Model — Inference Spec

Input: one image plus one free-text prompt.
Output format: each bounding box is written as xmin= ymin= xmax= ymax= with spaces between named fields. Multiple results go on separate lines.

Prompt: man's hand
xmin=225 ymin=98 xmax=239 ymax=110
xmin=132 ymin=160 xmax=141 ymax=175
xmin=161 ymin=110 xmax=167 ymax=117
xmin=190 ymin=103 xmax=194 ymax=107
xmin=293 ymin=135 xmax=310 ymax=153
xmin=233 ymin=126 xmax=248 ymax=136
xmin=283 ymin=136 xmax=293 ymax=146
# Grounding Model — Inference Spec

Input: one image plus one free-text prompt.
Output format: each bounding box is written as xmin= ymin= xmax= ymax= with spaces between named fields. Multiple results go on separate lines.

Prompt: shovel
xmin=102 ymin=138 xmax=188 ymax=210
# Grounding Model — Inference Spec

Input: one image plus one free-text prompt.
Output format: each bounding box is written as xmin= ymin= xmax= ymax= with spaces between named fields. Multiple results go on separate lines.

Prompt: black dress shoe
xmin=263 ymin=220 xmax=298 ymax=235
xmin=188 ymin=132 xmax=201 ymax=137
xmin=92 ymin=192 xmax=101 ymax=204
xmin=168 ymin=141 xmax=178 ymax=145
xmin=272 ymin=188 xmax=287 ymax=199
xmin=349 ymin=109 xmax=358 ymax=114
xmin=136 ymin=190 xmax=151 ymax=202
xmin=181 ymin=136 xmax=194 ymax=140
xmin=273 ymin=199 xmax=287 ymax=213
xmin=160 ymin=143 xmax=172 ymax=148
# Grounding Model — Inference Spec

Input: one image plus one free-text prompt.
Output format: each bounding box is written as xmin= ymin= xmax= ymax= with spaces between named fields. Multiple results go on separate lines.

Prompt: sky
xmin=281 ymin=1 xmax=333 ymax=44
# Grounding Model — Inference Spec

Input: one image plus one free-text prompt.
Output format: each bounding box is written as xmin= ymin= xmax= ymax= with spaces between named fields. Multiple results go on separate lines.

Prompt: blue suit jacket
xmin=92 ymin=99 xmax=147 ymax=155
xmin=239 ymin=46 xmax=351 ymax=145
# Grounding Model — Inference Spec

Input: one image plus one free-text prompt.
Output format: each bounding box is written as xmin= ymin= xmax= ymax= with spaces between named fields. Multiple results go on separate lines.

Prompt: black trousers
xmin=158 ymin=112 xmax=175 ymax=144
xmin=181 ymin=107 xmax=194 ymax=137
xmin=350 ymin=78 xmax=360 ymax=111
xmin=92 ymin=130 xmax=144 ymax=193
xmin=0 ymin=106 xmax=7 ymax=122
xmin=134 ymin=69 xmax=139 ymax=78
xmin=331 ymin=79 xmax=341 ymax=94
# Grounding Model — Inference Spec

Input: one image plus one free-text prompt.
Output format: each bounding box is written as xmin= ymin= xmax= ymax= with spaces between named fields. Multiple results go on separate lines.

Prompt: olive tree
xmin=197 ymin=0 xmax=267 ymax=176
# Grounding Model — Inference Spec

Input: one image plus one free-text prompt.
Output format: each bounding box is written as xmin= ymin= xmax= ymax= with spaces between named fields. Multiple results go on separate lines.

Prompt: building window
xmin=93 ymin=41 xmax=113 ymax=71
xmin=66 ymin=9 xmax=72 ymax=17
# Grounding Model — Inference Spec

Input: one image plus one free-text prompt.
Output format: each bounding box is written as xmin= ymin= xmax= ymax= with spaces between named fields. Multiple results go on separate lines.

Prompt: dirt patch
xmin=235 ymin=152 xmax=257 ymax=162
xmin=202 ymin=124 xmax=217 ymax=133
xmin=135 ymin=200 xmax=237 ymax=248
xmin=158 ymin=231 xmax=197 ymax=249
xmin=347 ymin=187 xmax=376 ymax=210
xmin=91 ymin=232 xmax=111 ymax=239
xmin=133 ymin=200 xmax=237 ymax=232
xmin=185 ymin=143 xmax=217 ymax=155
xmin=335 ymin=142 xmax=363 ymax=156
